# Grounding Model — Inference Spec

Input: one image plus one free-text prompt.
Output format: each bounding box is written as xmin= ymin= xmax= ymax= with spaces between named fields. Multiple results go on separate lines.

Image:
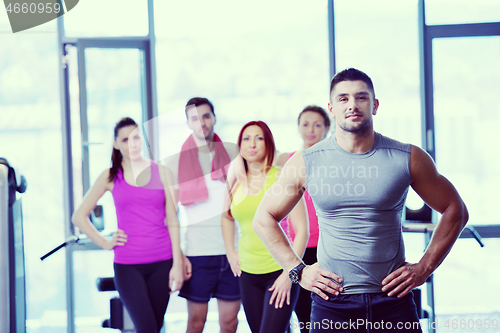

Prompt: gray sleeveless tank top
xmin=302 ymin=132 xmax=412 ymax=294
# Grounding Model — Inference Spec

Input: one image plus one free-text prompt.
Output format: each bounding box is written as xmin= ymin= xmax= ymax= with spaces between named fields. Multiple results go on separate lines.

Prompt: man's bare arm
xmin=382 ymin=145 xmax=468 ymax=297
xmin=254 ymin=153 xmax=306 ymax=270
xmin=253 ymin=152 xmax=343 ymax=299
xmin=287 ymin=197 xmax=309 ymax=260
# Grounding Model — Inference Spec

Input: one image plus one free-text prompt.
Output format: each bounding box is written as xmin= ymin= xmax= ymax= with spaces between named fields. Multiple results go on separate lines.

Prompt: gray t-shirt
xmin=303 ymin=132 xmax=412 ymax=294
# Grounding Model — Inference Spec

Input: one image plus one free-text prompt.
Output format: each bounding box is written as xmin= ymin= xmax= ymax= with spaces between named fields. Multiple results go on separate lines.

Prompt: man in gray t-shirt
xmin=254 ymin=68 xmax=468 ymax=332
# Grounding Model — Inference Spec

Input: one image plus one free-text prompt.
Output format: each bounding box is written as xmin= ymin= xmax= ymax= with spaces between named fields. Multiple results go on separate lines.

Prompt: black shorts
xmin=179 ymin=255 xmax=241 ymax=303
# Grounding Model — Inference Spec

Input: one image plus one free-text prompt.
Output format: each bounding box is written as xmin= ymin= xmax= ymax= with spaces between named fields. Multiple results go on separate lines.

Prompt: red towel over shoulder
xmin=178 ymin=133 xmax=231 ymax=205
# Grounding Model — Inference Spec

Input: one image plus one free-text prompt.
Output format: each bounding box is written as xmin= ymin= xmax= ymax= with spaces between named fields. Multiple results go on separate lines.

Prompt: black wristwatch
xmin=289 ymin=262 xmax=306 ymax=284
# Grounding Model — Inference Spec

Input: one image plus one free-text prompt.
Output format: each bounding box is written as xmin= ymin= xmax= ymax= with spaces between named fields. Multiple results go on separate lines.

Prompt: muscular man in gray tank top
xmin=254 ymin=68 xmax=468 ymax=332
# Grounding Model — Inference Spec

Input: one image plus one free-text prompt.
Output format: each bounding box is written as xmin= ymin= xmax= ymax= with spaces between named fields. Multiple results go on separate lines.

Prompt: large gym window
xmin=154 ymin=0 xmax=329 ymax=330
xmin=0 ymin=18 xmax=68 ymax=332
xmin=1 ymin=0 xmax=498 ymax=332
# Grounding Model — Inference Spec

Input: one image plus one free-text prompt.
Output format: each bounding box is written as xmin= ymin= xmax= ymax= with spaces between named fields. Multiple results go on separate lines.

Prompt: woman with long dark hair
xmin=276 ymin=105 xmax=330 ymax=333
xmin=72 ymin=117 xmax=183 ymax=333
xmin=221 ymin=121 xmax=308 ymax=333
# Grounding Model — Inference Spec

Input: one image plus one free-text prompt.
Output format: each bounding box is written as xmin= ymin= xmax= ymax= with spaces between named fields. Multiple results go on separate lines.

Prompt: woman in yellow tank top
xmin=221 ymin=121 xmax=309 ymax=333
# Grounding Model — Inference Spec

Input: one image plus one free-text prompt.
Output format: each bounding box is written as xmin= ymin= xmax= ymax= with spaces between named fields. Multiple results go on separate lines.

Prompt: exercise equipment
xmin=40 ymin=210 xmax=137 ymax=332
xmin=96 ymin=277 xmax=135 ymax=332
xmin=404 ymin=204 xmax=483 ymax=333
xmin=1 ymin=158 xmax=28 ymax=333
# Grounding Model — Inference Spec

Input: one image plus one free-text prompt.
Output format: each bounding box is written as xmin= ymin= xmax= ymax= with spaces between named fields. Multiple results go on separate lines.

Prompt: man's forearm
xmin=419 ymin=201 xmax=468 ymax=273
xmin=289 ymin=198 xmax=309 ymax=261
xmin=254 ymin=209 xmax=303 ymax=272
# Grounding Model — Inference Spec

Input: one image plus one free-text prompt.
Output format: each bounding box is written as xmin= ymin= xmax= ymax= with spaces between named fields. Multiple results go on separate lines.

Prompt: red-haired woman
xmin=221 ymin=121 xmax=308 ymax=333
xmin=72 ymin=117 xmax=184 ymax=333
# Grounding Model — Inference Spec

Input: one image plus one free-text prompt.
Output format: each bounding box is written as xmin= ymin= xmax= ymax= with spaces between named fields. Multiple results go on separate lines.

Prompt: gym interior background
xmin=1 ymin=0 xmax=499 ymax=332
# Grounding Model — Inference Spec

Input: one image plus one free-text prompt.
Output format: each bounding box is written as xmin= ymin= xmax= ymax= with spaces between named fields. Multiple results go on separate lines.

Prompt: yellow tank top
xmin=230 ymin=167 xmax=282 ymax=274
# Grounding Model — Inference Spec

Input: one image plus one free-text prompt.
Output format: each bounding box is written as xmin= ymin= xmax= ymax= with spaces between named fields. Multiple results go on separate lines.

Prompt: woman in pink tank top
xmin=72 ymin=117 xmax=184 ymax=333
xmin=275 ymin=105 xmax=330 ymax=333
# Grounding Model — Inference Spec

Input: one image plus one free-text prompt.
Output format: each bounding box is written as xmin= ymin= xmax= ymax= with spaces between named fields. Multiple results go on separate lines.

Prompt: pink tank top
xmin=112 ymin=161 xmax=173 ymax=264
xmin=280 ymin=152 xmax=319 ymax=248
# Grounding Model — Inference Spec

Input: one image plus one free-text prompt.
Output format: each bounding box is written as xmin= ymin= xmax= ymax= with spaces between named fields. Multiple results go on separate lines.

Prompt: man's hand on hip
xmin=381 ymin=261 xmax=430 ymax=298
xmin=299 ymin=263 xmax=343 ymax=300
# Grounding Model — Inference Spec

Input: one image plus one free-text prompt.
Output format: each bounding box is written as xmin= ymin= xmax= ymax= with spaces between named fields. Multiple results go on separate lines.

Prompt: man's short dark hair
xmin=330 ymin=68 xmax=375 ymax=99
xmin=185 ymin=97 xmax=215 ymax=119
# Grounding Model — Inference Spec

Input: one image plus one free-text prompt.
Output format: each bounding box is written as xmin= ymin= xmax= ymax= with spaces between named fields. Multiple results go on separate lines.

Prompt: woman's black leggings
xmin=113 ymin=260 xmax=172 ymax=333
xmin=294 ymin=247 xmax=317 ymax=333
xmin=240 ymin=269 xmax=300 ymax=333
